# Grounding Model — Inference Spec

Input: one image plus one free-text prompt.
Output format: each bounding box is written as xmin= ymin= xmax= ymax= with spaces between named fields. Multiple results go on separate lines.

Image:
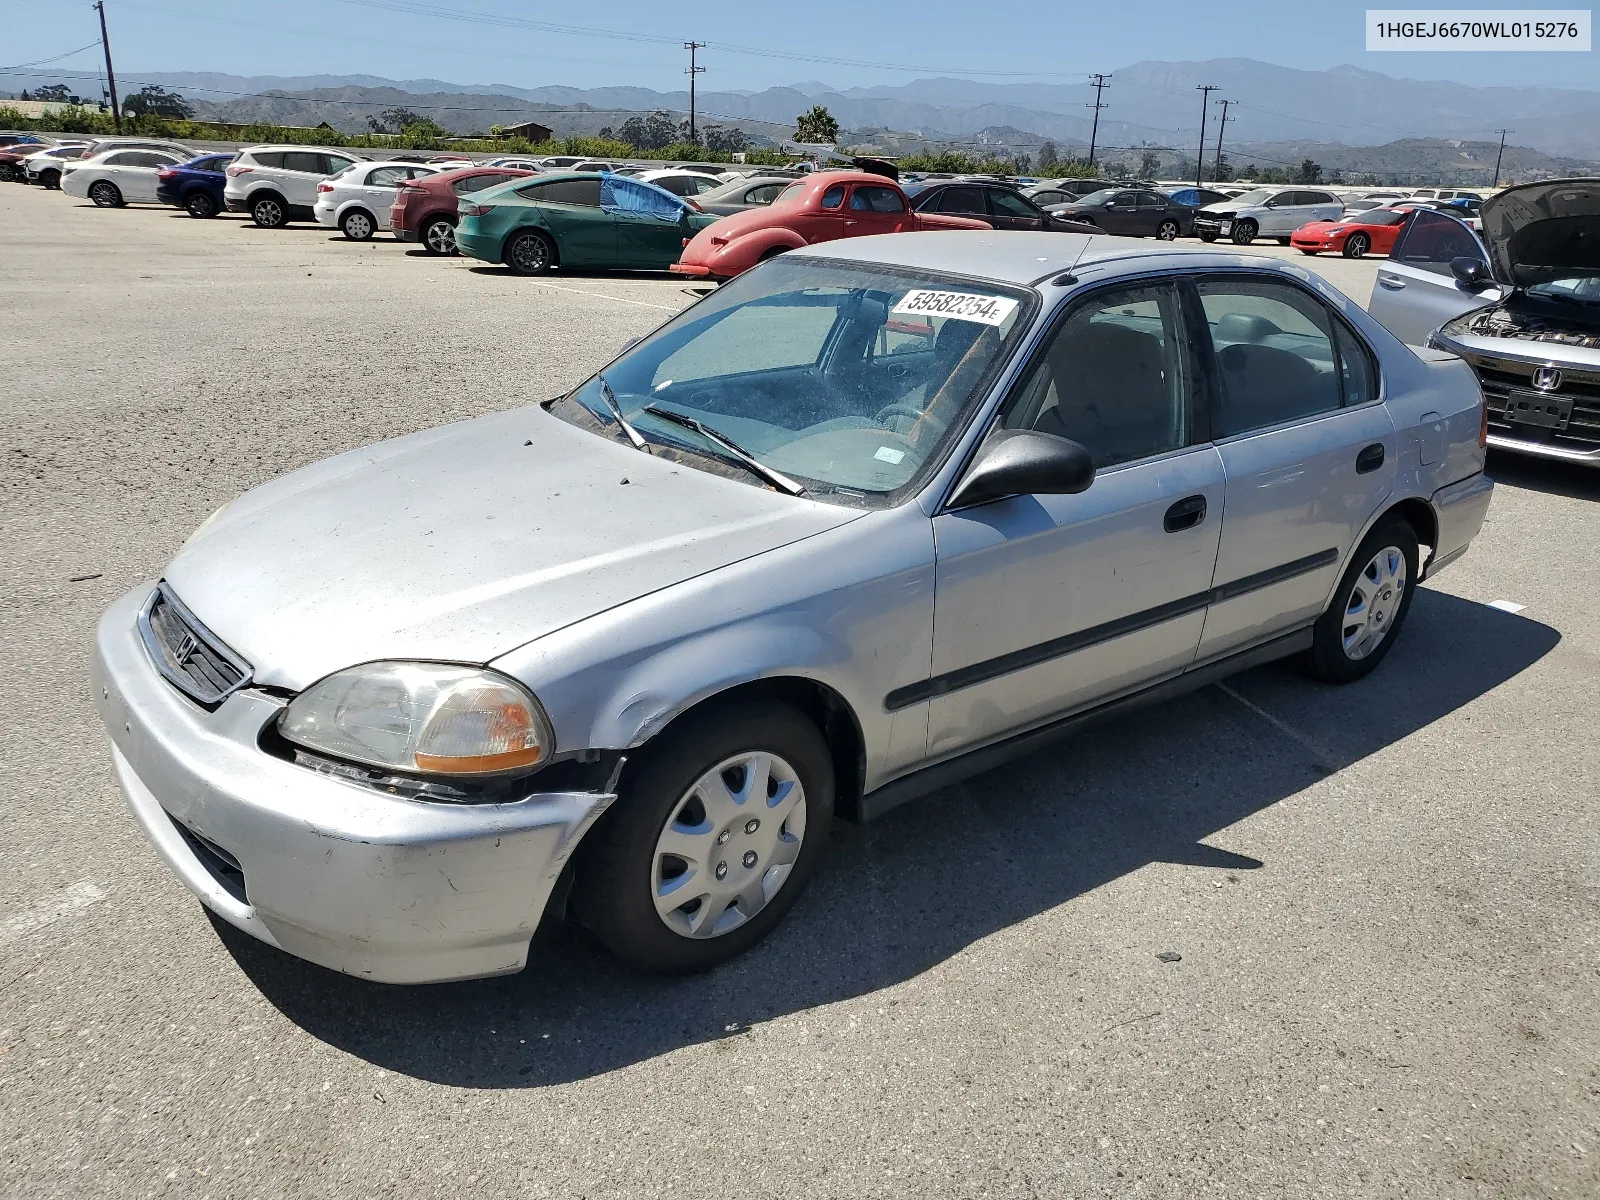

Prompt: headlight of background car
xmin=279 ymin=662 xmax=554 ymax=776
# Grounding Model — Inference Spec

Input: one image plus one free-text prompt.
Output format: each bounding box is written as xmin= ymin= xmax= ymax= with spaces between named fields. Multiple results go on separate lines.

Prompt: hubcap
xmin=1158 ymin=221 xmax=1177 ymax=239
xmin=426 ymin=221 xmax=456 ymax=253
xmin=256 ymin=201 xmax=281 ymax=226
xmin=1342 ymin=545 xmax=1406 ymax=660
xmin=651 ymin=751 xmax=806 ymax=939
xmin=347 ymin=213 xmax=372 ymax=238
xmin=513 ymin=235 xmax=548 ymax=272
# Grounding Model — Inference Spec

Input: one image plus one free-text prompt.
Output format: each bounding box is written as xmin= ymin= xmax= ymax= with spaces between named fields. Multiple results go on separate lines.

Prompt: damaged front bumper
xmin=93 ymin=585 xmax=615 ymax=984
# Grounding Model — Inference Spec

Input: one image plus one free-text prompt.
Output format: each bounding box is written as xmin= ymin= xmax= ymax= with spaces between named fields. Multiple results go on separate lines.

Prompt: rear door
xmin=278 ymin=151 xmax=328 ymax=207
xmin=1188 ymin=272 xmax=1395 ymax=661
xmin=1368 ymin=207 xmax=1500 ymax=344
xmin=116 ymin=150 xmax=174 ymax=201
xmin=985 ymin=187 xmax=1048 ymax=231
xmin=928 ymin=185 xmax=987 ymax=223
xmin=527 ymin=176 xmax=616 ymax=265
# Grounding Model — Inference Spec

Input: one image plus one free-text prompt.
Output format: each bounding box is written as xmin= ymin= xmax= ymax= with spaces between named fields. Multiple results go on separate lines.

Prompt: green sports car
xmin=455 ymin=171 xmax=721 ymax=275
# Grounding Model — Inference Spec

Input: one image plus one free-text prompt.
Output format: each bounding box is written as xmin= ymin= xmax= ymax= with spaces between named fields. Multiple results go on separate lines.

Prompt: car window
xmin=849 ymin=185 xmax=905 ymax=213
xmin=367 ymin=165 xmax=407 ymax=188
xmin=819 ymin=184 xmax=846 ymax=209
xmin=1003 ymin=282 xmax=1192 ymax=469
xmin=1197 ymin=277 xmax=1344 ymax=437
xmin=1334 ymin=322 xmax=1378 ymax=407
xmin=746 ymin=183 xmax=784 ymax=205
xmin=1389 ymin=208 xmax=1485 ymax=275
xmin=1110 ymin=192 xmax=1139 ymax=206
xmin=279 ymin=151 xmax=322 ymax=174
xmin=1032 ymin=190 xmax=1067 ymax=206
xmin=452 ymin=172 xmax=502 ymax=194
xmin=324 ymin=155 xmax=357 ymax=175
xmin=103 ymin=151 xmax=139 ymax=166
xmin=558 ymin=258 xmax=1029 ymax=501
xmin=934 ymin=186 xmax=985 ymax=215
xmin=988 ymin=190 xmax=1038 ymax=218
xmin=519 ymin=177 xmax=602 ymax=206
xmin=249 ymin=151 xmax=285 ymax=169
xmin=1136 ymin=191 xmax=1167 ymax=208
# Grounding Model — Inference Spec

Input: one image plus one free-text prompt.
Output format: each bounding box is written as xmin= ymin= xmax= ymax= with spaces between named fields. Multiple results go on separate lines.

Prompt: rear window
xmin=281 ymin=152 xmax=324 ymax=174
xmin=248 ymin=151 xmax=285 ymax=169
xmin=517 ymin=177 xmax=602 ymax=206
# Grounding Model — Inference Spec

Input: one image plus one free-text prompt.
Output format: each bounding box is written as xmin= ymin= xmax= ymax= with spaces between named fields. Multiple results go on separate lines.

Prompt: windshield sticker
xmin=874 ymin=446 xmax=906 ymax=464
xmin=892 ymin=290 xmax=1018 ymax=326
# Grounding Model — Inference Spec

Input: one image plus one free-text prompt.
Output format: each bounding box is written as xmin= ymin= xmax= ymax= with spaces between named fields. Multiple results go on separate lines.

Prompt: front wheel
xmin=40 ymin=169 xmax=61 ymax=190
xmin=1231 ymin=219 xmax=1257 ymax=245
xmin=251 ymin=196 xmax=287 ymax=228
xmin=1343 ymin=232 xmax=1370 ymax=258
xmin=505 ymin=229 xmax=555 ymax=274
xmin=341 ymin=208 xmax=375 ymax=241
xmin=1276 ymin=236 xmax=1292 ymax=245
xmin=1299 ymin=249 xmax=1319 ymax=256
xmin=575 ymin=700 xmax=834 ymax=973
xmin=1306 ymin=519 xmax=1419 ymax=683
xmin=88 ymin=180 xmax=122 ymax=208
xmin=185 ymin=191 xmax=217 ymax=219
xmin=1197 ymin=231 xmax=1218 ymax=243
xmin=1156 ymin=218 xmax=1180 ymax=241
xmin=422 ymin=216 xmax=457 ymax=255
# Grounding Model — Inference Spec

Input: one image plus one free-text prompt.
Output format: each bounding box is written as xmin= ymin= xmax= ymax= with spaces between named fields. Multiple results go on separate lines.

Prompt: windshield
xmin=1071 ymin=189 xmax=1117 ymax=206
xmin=1226 ymin=188 xmax=1274 ymax=207
xmin=1526 ymin=276 xmax=1600 ymax=302
xmin=773 ymin=182 xmax=806 ymax=204
xmin=552 ymin=257 xmax=1031 ymax=504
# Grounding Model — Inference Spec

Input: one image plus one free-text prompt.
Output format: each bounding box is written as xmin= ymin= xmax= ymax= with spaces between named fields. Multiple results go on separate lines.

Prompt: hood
xmin=1199 ymin=201 xmax=1238 ymax=215
xmin=1480 ymin=178 xmax=1600 ymax=290
xmin=166 ymin=406 xmax=860 ymax=690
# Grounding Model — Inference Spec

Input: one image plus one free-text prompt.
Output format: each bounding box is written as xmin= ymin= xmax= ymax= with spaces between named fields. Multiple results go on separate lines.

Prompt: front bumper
xmin=669 ymin=262 xmax=713 ymax=277
xmin=92 ymin=585 xmax=616 ymax=984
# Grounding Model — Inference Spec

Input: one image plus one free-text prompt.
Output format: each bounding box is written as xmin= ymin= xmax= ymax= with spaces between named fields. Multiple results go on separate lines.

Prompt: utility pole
xmin=1194 ymin=85 xmax=1218 ymax=188
xmin=684 ymin=42 xmax=705 ymax=145
xmin=1492 ymin=128 xmax=1509 ymax=187
xmin=95 ymin=1 xmax=120 ymax=132
xmin=1085 ymin=73 xmax=1111 ymax=168
xmin=1211 ymin=98 xmax=1232 ymax=184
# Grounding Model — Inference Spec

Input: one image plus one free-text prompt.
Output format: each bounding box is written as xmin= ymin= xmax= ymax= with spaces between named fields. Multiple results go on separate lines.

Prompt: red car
xmin=1290 ymin=206 xmax=1413 ymax=258
xmin=390 ymin=165 xmax=536 ymax=255
xmin=671 ymin=171 xmax=989 ymax=280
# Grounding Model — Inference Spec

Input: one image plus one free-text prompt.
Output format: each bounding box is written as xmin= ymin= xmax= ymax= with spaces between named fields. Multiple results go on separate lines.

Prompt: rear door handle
xmin=1377 ymin=273 xmax=1405 ymax=290
xmin=1164 ymin=494 xmax=1207 ymax=533
xmin=1356 ymin=443 xmax=1386 ymax=474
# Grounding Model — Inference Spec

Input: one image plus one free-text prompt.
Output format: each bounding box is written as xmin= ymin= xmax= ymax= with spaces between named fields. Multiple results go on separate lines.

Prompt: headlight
xmin=280 ymin=662 xmax=554 ymax=776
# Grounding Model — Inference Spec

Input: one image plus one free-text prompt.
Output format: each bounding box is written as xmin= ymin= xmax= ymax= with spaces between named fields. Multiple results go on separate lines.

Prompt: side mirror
xmin=1450 ymin=256 xmax=1493 ymax=292
xmin=947 ymin=429 xmax=1095 ymax=509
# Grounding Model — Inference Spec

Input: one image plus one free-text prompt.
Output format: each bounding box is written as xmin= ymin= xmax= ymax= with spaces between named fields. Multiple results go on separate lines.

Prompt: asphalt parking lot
xmin=3 ymin=183 xmax=1598 ymax=1200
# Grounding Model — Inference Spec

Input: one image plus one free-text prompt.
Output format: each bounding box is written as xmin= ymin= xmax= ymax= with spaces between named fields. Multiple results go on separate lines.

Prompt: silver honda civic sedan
xmin=94 ymin=232 xmax=1494 ymax=983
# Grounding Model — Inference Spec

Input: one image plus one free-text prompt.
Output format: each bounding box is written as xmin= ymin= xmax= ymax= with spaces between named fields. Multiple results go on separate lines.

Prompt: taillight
xmin=686 ymin=198 xmax=703 ymax=212
xmin=225 ymin=165 xmax=251 ymax=177
xmin=461 ymin=203 xmax=492 ymax=217
xmin=317 ymin=182 xmax=334 ymax=193
xmin=157 ymin=168 xmax=175 ymax=179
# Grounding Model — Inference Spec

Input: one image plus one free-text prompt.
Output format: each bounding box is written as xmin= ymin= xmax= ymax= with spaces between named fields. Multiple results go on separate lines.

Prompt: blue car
xmin=155 ymin=152 xmax=235 ymax=218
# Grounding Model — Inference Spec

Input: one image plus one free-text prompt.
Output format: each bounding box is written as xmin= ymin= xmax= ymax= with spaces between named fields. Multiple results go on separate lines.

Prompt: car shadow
xmin=215 ymin=590 xmax=1557 ymax=1088
xmin=1488 ymin=450 xmax=1600 ymax=503
xmin=464 ymin=265 xmax=683 ymax=282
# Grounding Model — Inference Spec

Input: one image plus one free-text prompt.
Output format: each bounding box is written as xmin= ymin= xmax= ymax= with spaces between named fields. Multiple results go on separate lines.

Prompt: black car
xmin=1044 ymin=187 xmax=1195 ymax=239
xmin=1022 ymin=179 xmax=1114 ymax=208
xmin=904 ymin=179 xmax=1097 ymax=233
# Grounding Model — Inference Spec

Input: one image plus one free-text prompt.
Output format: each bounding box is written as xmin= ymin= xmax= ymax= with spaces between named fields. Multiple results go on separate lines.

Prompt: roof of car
xmin=787 ymin=230 xmax=1322 ymax=288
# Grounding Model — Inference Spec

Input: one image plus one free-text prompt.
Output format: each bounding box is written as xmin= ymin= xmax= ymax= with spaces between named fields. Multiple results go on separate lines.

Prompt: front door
xmin=1099 ymin=191 xmax=1143 ymax=235
xmin=924 ymin=279 xmax=1223 ymax=760
xmin=1368 ymin=207 xmax=1500 ymax=345
xmin=986 ymin=187 xmax=1047 ymax=231
xmin=1187 ymin=273 xmax=1397 ymax=660
xmin=841 ymin=183 xmax=910 ymax=238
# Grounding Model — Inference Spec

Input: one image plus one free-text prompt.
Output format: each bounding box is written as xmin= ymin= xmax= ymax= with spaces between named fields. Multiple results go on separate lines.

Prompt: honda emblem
xmin=1532 ymin=366 xmax=1562 ymax=392
xmin=172 ymin=631 xmax=199 ymax=665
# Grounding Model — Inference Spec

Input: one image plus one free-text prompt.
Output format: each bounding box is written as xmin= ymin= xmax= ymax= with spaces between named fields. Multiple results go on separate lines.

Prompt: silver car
xmin=94 ymin=233 xmax=1494 ymax=983
xmin=1367 ymin=180 xmax=1600 ymax=467
xmin=1192 ymin=186 xmax=1345 ymax=246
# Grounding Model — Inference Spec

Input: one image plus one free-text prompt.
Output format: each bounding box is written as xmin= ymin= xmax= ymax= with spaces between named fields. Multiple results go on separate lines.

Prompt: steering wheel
xmin=873 ymin=402 xmax=926 ymax=428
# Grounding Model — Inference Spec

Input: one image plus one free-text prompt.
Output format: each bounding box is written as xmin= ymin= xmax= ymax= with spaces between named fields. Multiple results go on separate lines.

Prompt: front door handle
xmin=1164 ymin=494 xmax=1207 ymax=533
xmin=1376 ymin=273 xmax=1405 ymax=290
xmin=1356 ymin=443 xmax=1386 ymax=474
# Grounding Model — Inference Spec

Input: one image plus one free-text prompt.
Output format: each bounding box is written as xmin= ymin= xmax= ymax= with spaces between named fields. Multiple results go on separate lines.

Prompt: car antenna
xmin=1052 ymin=234 xmax=1096 ymax=286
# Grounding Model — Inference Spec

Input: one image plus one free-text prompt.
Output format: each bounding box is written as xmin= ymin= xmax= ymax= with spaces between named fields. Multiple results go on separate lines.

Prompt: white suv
xmin=313 ymin=161 xmax=440 ymax=240
xmin=224 ymin=145 xmax=364 ymax=228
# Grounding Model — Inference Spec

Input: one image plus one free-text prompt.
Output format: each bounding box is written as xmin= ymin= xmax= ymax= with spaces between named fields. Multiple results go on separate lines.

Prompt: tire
xmin=88 ymin=180 xmax=123 ymax=208
xmin=422 ymin=215 xmax=458 ymax=255
xmin=1231 ymin=219 xmax=1257 ymax=245
xmin=1306 ymin=518 xmax=1419 ymax=684
xmin=0 ymin=165 xmax=17 ymax=183
xmin=1197 ymin=232 xmax=1217 ymax=243
xmin=575 ymin=700 xmax=834 ymax=973
xmin=250 ymin=195 xmax=287 ymax=229
xmin=1298 ymin=249 xmax=1319 ymax=255
xmin=40 ymin=170 xmax=60 ymax=190
xmin=505 ymin=229 xmax=554 ymax=275
xmin=185 ymin=191 xmax=217 ymax=219
xmin=341 ymin=208 xmax=375 ymax=241
xmin=1343 ymin=232 xmax=1370 ymax=259
xmin=758 ymin=245 xmax=789 ymax=262
xmin=1156 ymin=218 xmax=1180 ymax=241
xmin=1276 ymin=236 xmax=1292 ymax=245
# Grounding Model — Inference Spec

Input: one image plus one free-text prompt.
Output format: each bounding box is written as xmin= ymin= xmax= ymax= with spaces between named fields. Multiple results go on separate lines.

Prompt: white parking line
xmin=1487 ymin=599 xmax=1527 ymax=614
xmin=1215 ymin=682 xmax=1338 ymax=769
xmin=0 ymin=881 xmax=107 ymax=950
xmin=518 ymin=279 xmax=683 ymax=311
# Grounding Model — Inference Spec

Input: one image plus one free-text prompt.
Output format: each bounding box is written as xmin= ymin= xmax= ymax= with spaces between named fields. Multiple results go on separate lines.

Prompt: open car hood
xmin=1480 ymin=178 xmax=1600 ymax=289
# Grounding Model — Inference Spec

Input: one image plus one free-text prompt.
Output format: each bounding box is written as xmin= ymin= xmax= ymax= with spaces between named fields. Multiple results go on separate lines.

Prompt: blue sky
xmin=4 ymin=0 xmax=1597 ymax=94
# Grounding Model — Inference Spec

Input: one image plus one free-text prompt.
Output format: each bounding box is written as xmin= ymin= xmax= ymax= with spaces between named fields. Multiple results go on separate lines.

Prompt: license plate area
xmin=1504 ymin=389 xmax=1573 ymax=430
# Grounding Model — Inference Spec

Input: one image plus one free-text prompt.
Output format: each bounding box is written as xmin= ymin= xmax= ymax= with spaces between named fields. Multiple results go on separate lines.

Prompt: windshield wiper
xmin=596 ymin=374 xmax=650 ymax=452
xmin=642 ymin=405 xmax=807 ymax=496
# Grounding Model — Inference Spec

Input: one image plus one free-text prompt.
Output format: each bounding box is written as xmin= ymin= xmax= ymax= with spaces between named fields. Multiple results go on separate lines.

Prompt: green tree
xmin=794 ymin=104 xmax=840 ymax=144
xmin=1037 ymin=140 xmax=1058 ymax=172
xmin=703 ymin=124 xmax=748 ymax=153
xmin=33 ymin=84 xmax=72 ymax=103
xmin=1295 ymin=158 xmax=1323 ymax=184
xmin=122 ymin=84 xmax=192 ymax=120
xmin=368 ymin=106 xmax=422 ymax=134
xmin=1139 ymin=148 xmax=1161 ymax=178
xmin=1209 ymin=153 xmax=1232 ymax=183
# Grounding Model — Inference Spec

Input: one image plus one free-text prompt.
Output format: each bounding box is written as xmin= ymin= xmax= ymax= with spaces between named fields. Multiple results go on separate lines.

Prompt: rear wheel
xmin=250 ymin=195 xmax=287 ymax=228
xmin=1343 ymin=232 xmax=1370 ymax=258
xmin=422 ymin=215 xmax=458 ymax=255
xmin=341 ymin=208 xmax=375 ymax=241
xmin=88 ymin=180 xmax=122 ymax=208
xmin=1231 ymin=219 xmax=1257 ymax=245
xmin=505 ymin=229 xmax=554 ymax=275
xmin=1306 ymin=519 xmax=1419 ymax=684
xmin=1156 ymin=218 xmax=1180 ymax=240
xmin=185 ymin=191 xmax=217 ymax=219
xmin=40 ymin=169 xmax=61 ymax=190
xmin=575 ymin=700 xmax=834 ymax=973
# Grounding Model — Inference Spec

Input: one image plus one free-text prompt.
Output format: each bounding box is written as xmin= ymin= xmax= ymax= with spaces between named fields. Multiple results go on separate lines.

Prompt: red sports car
xmin=671 ymin=171 xmax=988 ymax=281
xmin=1290 ymin=206 xmax=1413 ymax=258
xmin=390 ymin=165 xmax=536 ymax=255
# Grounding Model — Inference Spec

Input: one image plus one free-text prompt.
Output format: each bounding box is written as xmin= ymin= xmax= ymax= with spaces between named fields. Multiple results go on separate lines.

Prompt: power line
xmin=1194 ymin=85 xmax=1217 ymax=188
xmin=0 ymin=41 xmax=105 ymax=73
xmin=1085 ymin=73 xmax=1110 ymax=168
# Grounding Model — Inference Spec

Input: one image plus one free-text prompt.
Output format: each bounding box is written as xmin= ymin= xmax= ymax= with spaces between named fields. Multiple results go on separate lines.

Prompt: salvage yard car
xmin=1290 ymin=206 xmax=1413 ymax=258
xmin=224 ymin=145 xmax=363 ymax=228
xmin=62 ymin=147 xmax=186 ymax=208
xmin=1192 ymin=187 xmax=1344 ymax=245
xmin=94 ymin=231 xmax=1493 ymax=984
xmin=1372 ymin=179 xmax=1600 ymax=467
xmin=313 ymin=160 xmax=440 ymax=240
xmin=390 ymin=164 xmax=536 ymax=255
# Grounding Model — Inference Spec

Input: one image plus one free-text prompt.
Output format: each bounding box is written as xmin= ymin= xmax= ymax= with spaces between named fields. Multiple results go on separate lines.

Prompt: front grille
xmin=1467 ymin=354 xmax=1600 ymax=449
xmin=138 ymin=584 xmax=252 ymax=707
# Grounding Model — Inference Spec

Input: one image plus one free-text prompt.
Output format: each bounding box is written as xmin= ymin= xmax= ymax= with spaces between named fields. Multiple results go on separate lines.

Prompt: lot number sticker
xmin=893 ymin=289 xmax=1018 ymax=326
